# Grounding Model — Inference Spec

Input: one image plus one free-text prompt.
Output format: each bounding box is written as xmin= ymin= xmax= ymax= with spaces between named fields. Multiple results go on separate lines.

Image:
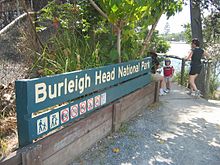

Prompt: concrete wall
xmin=0 ymin=13 xmax=37 ymax=85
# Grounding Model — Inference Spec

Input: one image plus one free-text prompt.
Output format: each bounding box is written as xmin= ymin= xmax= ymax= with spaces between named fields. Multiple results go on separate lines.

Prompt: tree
xmin=203 ymin=12 xmax=220 ymax=44
xmin=190 ymin=0 xmax=220 ymax=45
xmin=203 ymin=12 xmax=220 ymax=97
xmin=89 ymin=0 xmax=153 ymax=62
xmin=183 ymin=23 xmax=192 ymax=43
xmin=34 ymin=0 xmax=183 ymax=75
xmin=164 ymin=22 xmax=170 ymax=35
xmin=89 ymin=0 xmax=183 ymax=61
xmin=190 ymin=0 xmax=203 ymax=46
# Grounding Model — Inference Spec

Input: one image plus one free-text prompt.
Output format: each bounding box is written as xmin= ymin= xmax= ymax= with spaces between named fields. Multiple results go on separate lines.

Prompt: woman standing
xmin=185 ymin=38 xmax=209 ymax=96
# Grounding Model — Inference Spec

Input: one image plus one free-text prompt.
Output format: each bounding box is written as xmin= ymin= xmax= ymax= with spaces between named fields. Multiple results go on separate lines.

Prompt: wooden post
xmin=180 ymin=58 xmax=185 ymax=86
xmin=112 ymin=102 xmax=122 ymax=132
xmin=154 ymin=82 xmax=159 ymax=102
xmin=204 ymin=61 xmax=211 ymax=99
xmin=22 ymin=145 xmax=42 ymax=165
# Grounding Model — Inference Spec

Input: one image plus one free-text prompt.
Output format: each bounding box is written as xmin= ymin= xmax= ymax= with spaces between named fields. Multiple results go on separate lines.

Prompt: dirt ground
xmin=73 ymin=83 xmax=220 ymax=165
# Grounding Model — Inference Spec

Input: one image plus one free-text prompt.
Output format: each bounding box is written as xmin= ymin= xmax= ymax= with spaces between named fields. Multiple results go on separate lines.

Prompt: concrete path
xmin=73 ymin=83 xmax=220 ymax=165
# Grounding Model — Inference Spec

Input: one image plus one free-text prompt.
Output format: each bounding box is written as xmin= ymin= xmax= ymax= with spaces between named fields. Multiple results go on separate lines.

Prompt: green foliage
xmin=183 ymin=23 xmax=192 ymax=44
xmin=33 ymin=30 xmax=103 ymax=76
xmin=149 ymin=31 xmax=171 ymax=53
xmin=96 ymin=0 xmax=183 ymax=59
xmin=37 ymin=1 xmax=76 ymax=30
xmin=121 ymin=27 xmax=143 ymax=61
xmin=209 ymin=77 xmax=220 ymax=98
xmin=202 ymin=9 xmax=220 ymax=97
xmin=34 ymin=0 xmax=183 ymax=76
xmin=0 ymin=139 xmax=7 ymax=159
xmin=194 ymin=0 xmax=220 ymax=14
xmin=118 ymin=123 xmax=129 ymax=134
xmin=36 ymin=0 xmax=102 ymax=34
xmin=203 ymin=13 xmax=220 ymax=44
xmin=98 ymin=0 xmax=152 ymax=25
xmin=156 ymin=39 xmax=170 ymax=53
xmin=174 ymin=69 xmax=189 ymax=87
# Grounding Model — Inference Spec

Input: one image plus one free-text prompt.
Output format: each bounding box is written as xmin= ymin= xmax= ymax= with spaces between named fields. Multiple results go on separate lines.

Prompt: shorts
xmin=151 ymin=73 xmax=163 ymax=81
xmin=189 ymin=65 xmax=202 ymax=75
xmin=164 ymin=76 xmax=172 ymax=83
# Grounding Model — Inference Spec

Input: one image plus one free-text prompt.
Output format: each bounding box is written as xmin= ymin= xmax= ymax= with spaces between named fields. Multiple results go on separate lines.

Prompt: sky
xmin=156 ymin=3 xmax=191 ymax=34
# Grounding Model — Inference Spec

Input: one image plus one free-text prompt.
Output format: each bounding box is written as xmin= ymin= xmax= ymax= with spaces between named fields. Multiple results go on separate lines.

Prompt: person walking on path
xmin=185 ymin=38 xmax=209 ymax=96
xmin=163 ymin=58 xmax=174 ymax=93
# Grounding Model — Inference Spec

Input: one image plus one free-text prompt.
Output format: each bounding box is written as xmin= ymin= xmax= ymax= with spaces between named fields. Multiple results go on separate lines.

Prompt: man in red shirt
xmin=163 ymin=58 xmax=174 ymax=93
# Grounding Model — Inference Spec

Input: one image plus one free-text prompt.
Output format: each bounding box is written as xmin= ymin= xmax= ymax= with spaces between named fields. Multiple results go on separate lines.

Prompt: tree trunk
xmin=30 ymin=0 xmax=33 ymax=10
xmin=190 ymin=0 xmax=203 ymax=46
xmin=190 ymin=0 xmax=205 ymax=94
xmin=89 ymin=0 xmax=108 ymax=19
xmin=21 ymin=0 xmax=43 ymax=49
xmin=16 ymin=0 xmax=20 ymax=16
xmin=140 ymin=16 xmax=161 ymax=57
xmin=89 ymin=0 xmax=123 ymax=63
xmin=117 ymin=27 xmax=122 ymax=63
xmin=204 ymin=61 xmax=211 ymax=99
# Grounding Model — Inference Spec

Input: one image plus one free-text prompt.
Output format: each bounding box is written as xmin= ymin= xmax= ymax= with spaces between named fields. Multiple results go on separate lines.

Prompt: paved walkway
xmin=73 ymin=83 xmax=220 ymax=165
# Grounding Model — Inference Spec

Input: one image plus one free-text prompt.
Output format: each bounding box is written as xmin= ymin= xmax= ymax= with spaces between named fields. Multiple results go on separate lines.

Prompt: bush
xmin=173 ymin=70 xmax=189 ymax=87
xmin=33 ymin=30 xmax=103 ymax=76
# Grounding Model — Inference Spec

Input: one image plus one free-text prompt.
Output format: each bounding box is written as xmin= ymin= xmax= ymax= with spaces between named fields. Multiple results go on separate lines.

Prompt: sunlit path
xmin=73 ymin=83 xmax=220 ymax=165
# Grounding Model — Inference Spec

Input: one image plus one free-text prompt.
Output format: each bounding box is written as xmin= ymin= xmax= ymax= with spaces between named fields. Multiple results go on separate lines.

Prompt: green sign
xmin=16 ymin=57 xmax=152 ymax=147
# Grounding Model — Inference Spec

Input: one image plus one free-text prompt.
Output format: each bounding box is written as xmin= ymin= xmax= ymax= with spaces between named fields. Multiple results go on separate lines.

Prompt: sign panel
xmin=16 ymin=58 xmax=151 ymax=114
xmin=60 ymin=108 xmax=69 ymax=124
xmin=29 ymin=73 xmax=151 ymax=141
xmin=15 ymin=58 xmax=152 ymax=147
xmin=50 ymin=112 xmax=59 ymax=129
xmin=70 ymin=104 xmax=78 ymax=119
xmin=95 ymin=95 xmax=101 ymax=108
xmin=87 ymin=98 xmax=94 ymax=111
xmin=101 ymin=93 xmax=106 ymax=105
xmin=79 ymin=101 xmax=86 ymax=115
xmin=37 ymin=117 xmax=48 ymax=135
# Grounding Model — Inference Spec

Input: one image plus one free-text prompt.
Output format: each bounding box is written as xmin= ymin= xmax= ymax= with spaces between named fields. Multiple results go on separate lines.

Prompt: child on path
xmin=163 ymin=58 xmax=174 ymax=93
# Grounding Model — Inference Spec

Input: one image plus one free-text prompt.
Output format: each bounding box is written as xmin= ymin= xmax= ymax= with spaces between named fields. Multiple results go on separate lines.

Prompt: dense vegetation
xmin=33 ymin=0 xmax=182 ymax=76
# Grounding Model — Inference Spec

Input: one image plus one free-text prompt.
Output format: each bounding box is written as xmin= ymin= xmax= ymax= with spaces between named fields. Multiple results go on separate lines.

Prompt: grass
xmin=33 ymin=29 xmax=103 ymax=76
xmin=147 ymin=101 xmax=163 ymax=111
xmin=118 ymin=123 xmax=129 ymax=134
xmin=0 ymin=116 xmax=17 ymax=160
xmin=0 ymin=139 xmax=7 ymax=159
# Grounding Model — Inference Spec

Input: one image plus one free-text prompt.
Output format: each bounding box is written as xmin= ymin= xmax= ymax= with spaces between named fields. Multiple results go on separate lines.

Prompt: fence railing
xmin=0 ymin=0 xmax=22 ymax=29
xmin=0 ymin=0 xmax=52 ymax=30
xmin=160 ymin=54 xmax=212 ymax=98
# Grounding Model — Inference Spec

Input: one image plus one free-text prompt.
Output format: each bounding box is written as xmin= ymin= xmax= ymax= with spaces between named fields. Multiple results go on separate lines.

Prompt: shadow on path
xmin=72 ymin=83 xmax=220 ymax=165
